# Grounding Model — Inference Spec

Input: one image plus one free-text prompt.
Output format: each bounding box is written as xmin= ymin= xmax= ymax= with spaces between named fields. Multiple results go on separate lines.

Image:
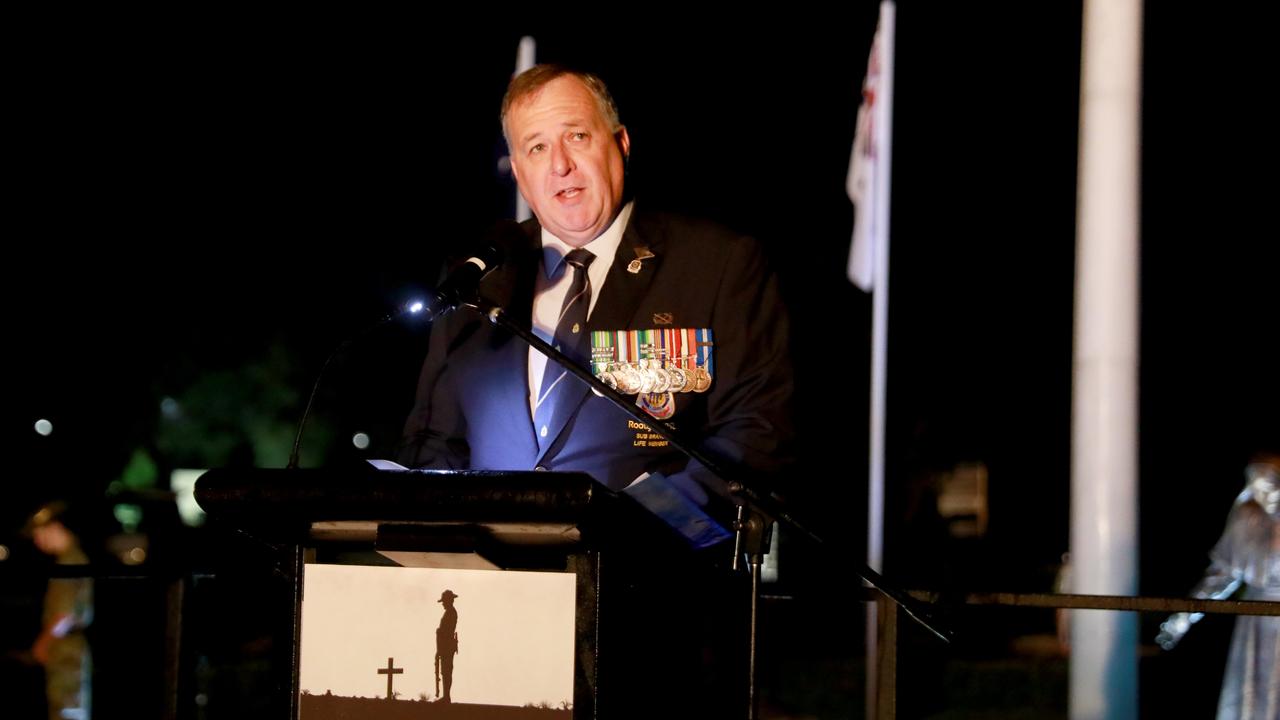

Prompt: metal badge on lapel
xmin=589 ymin=327 xmax=715 ymax=419
xmin=652 ymin=312 xmax=673 ymax=325
xmin=627 ymin=246 xmax=656 ymax=274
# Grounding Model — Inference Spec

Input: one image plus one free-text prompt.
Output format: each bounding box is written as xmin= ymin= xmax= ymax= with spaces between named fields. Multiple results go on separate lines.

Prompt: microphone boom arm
xmin=472 ymin=298 xmax=952 ymax=644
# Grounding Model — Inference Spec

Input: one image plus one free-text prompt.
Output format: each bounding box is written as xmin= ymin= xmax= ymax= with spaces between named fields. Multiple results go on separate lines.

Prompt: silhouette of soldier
xmin=435 ymin=589 xmax=458 ymax=703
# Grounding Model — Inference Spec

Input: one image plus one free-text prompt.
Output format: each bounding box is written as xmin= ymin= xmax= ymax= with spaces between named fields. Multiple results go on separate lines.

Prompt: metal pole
xmin=1070 ymin=0 xmax=1142 ymax=717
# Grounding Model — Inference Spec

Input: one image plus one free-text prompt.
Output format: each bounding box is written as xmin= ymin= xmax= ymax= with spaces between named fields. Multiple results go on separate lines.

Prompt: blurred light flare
xmin=160 ymin=397 xmax=181 ymax=419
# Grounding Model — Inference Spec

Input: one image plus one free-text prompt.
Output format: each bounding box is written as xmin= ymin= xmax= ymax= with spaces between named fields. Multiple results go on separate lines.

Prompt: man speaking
xmin=397 ymin=65 xmax=794 ymax=540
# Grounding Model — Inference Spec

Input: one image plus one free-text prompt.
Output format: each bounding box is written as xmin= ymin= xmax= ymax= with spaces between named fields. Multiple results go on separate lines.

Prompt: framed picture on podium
xmin=299 ymin=564 xmax=576 ymax=717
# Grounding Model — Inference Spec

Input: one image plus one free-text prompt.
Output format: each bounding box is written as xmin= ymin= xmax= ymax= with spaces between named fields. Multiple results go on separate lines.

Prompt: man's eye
xmin=569 ymin=132 xmax=588 ymax=141
xmin=529 ymin=143 xmax=546 ymax=155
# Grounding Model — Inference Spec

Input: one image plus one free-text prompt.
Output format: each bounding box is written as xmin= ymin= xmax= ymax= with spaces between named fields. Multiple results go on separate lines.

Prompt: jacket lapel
xmin=477 ymin=221 xmax=543 ymax=452
xmin=590 ymin=211 xmax=665 ymax=331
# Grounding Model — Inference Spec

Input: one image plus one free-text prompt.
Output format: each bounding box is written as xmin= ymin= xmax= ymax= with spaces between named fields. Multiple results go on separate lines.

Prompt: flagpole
xmin=514 ymin=36 xmax=536 ymax=222
xmin=1070 ymin=0 xmax=1141 ymax=717
xmin=856 ymin=3 xmax=896 ymax=717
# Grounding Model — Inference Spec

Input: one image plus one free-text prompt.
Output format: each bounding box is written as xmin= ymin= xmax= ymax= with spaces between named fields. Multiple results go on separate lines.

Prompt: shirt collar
xmin=540 ymin=201 xmax=634 ymax=279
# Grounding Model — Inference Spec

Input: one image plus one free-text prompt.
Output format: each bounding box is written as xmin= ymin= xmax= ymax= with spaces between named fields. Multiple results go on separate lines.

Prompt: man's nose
xmin=550 ymin=142 xmax=574 ymax=176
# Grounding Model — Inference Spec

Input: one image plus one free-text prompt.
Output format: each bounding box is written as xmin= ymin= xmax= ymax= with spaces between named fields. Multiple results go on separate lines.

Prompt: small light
xmin=497 ymin=155 xmax=513 ymax=174
xmin=352 ymin=432 xmax=371 ymax=450
xmin=160 ymin=397 xmax=181 ymax=419
xmin=114 ymin=503 xmax=144 ymax=533
xmin=408 ymin=301 xmax=424 ymax=314
xmin=0 ymin=544 xmax=10 ymax=561
xmin=34 ymin=419 xmax=53 ymax=436
xmin=125 ymin=547 xmax=147 ymax=565
xmin=195 ymin=694 xmax=208 ymax=708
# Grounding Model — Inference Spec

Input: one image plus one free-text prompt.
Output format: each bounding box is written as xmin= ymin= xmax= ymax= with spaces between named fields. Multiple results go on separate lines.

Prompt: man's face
xmin=1248 ymin=456 xmax=1280 ymax=516
xmin=507 ymin=76 xmax=630 ymax=247
xmin=32 ymin=521 xmax=71 ymax=556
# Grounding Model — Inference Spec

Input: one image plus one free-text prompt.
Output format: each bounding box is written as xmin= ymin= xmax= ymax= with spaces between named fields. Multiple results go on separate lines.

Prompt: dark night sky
xmin=10 ymin=7 xmax=1277 ymax=594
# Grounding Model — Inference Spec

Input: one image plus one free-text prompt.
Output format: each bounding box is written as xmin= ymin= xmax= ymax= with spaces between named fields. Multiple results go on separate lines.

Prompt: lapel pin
xmin=627 ymin=246 xmax=656 ymax=274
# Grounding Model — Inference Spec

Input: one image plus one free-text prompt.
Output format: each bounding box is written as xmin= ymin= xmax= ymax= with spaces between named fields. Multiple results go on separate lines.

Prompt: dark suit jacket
xmin=396 ymin=206 xmax=794 ymax=519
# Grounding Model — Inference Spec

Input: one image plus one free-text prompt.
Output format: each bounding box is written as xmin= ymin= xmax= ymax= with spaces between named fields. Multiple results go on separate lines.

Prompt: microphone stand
xmin=286 ymin=301 xmax=425 ymax=470
xmin=459 ymin=298 xmax=952 ymax=718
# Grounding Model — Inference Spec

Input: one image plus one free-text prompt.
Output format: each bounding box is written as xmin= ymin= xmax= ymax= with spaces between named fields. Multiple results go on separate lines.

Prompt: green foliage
xmin=119 ymin=447 xmax=159 ymax=489
xmin=154 ymin=342 xmax=333 ymax=468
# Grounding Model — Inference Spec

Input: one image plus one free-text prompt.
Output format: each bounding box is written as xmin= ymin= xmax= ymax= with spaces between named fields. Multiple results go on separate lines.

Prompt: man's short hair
xmin=501 ymin=64 xmax=622 ymax=147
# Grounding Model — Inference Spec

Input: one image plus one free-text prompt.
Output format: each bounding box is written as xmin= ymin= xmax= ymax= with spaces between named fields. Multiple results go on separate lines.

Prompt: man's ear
xmin=617 ymin=126 xmax=631 ymax=159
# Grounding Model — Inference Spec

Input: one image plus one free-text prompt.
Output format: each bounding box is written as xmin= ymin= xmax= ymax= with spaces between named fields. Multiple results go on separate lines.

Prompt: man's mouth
xmin=556 ymin=187 xmax=583 ymax=199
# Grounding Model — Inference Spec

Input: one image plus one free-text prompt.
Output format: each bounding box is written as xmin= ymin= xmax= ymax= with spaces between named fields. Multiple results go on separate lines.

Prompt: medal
xmin=617 ymin=363 xmax=644 ymax=394
xmin=589 ymin=326 xmax=714 ymax=397
xmin=598 ymin=370 xmax=619 ymax=391
xmin=693 ymin=367 xmax=712 ymax=393
xmin=645 ymin=359 xmax=671 ymax=393
xmin=666 ymin=365 xmax=690 ymax=394
xmin=637 ymin=391 xmax=676 ymax=420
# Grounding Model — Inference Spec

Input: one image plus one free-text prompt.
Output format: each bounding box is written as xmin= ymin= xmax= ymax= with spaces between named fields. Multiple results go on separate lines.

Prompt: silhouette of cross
xmin=377 ymin=657 xmax=403 ymax=699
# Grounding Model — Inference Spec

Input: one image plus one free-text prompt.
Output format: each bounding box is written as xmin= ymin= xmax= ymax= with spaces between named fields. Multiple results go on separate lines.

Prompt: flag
xmin=847 ymin=5 xmax=894 ymax=292
xmin=514 ymin=36 xmax=536 ymax=222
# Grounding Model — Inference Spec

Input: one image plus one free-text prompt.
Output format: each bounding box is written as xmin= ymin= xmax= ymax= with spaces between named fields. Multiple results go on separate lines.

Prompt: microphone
xmin=286 ymin=221 xmax=520 ymax=469
xmin=422 ymin=238 xmax=507 ymax=320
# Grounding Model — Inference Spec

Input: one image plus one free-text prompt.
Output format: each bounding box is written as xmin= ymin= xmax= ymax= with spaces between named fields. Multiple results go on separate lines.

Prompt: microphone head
xmin=476 ymin=218 xmax=529 ymax=260
xmin=454 ymin=218 xmax=525 ymax=274
xmin=423 ymin=220 xmax=524 ymax=318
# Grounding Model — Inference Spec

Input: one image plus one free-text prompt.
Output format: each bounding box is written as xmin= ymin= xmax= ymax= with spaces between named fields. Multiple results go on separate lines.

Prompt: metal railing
xmin=867 ymin=589 xmax=1280 ymax=720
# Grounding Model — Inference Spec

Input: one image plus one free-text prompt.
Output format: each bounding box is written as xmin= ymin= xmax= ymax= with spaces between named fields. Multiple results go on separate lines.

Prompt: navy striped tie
xmin=534 ymin=248 xmax=595 ymax=451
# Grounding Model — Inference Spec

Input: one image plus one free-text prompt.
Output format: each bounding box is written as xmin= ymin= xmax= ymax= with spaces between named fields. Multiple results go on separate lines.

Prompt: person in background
xmin=1156 ymin=450 xmax=1280 ymax=720
xmin=26 ymin=501 xmax=93 ymax=720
